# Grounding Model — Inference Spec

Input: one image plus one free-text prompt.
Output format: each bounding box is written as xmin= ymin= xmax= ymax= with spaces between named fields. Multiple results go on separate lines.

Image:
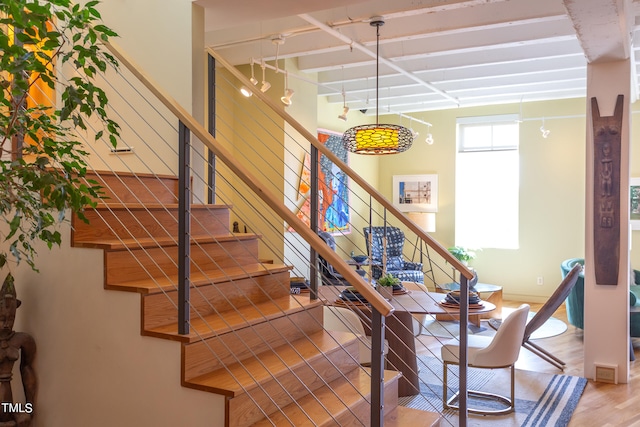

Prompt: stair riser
xmin=83 ymin=171 xmax=179 ymax=204
xmin=329 ymin=378 xmax=398 ymax=427
xmin=249 ymin=369 xmax=401 ymax=427
xmin=143 ymin=271 xmax=292 ymax=331
xmin=227 ymin=340 xmax=361 ymax=427
xmin=104 ymin=239 xmax=259 ymax=285
xmin=73 ymin=206 xmax=230 ymax=243
xmin=182 ymin=306 xmax=324 ymax=381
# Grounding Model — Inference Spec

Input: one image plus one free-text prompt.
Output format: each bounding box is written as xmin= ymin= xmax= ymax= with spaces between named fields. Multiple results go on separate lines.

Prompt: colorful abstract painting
xmin=293 ymin=130 xmax=350 ymax=234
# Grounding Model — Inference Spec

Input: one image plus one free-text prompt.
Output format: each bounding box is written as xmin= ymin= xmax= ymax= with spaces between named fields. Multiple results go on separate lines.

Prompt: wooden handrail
xmin=101 ymin=40 xmax=395 ymax=317
xmin=207 ymin=48 xmax=474 ymax=281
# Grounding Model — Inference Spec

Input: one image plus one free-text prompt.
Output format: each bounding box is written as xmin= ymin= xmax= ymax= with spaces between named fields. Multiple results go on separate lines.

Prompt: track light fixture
xmin=338 ymin=86 xmax=349 ymax=121
xmin=249 ymin=59 xmax=258 ymax=86
xmin=409 ymin=117 xmax=418 ymax=139
xmin=260 ymin=61 xmax=271 ymax=93
xmin=281 ymin=71 xmax=294 ymax=106
xmin=338 ymin=106 xmax=349 ymax=121
xmin=425 ymin=124 xmax=434 ymax=145
xmin=540 ymin=118 xmax=550 ymax=138
xmin=240 ymin=86 xmax=253 ymax=97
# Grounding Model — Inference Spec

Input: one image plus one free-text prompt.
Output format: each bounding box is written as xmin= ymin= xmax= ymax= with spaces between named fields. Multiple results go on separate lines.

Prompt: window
xmin=455 ymin=115 xmax=519 ymax=249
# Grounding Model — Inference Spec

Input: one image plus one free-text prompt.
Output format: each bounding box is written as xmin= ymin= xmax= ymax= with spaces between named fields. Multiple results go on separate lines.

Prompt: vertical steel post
xmin=207 ymin=54 xmax=216 ymax=204
xmin=178 ymin=121 xmax=191 ymax=335
xmin=371 ymin=309 xmax=385 ymax=427
xmin=309 ymin=145 xmax=319 ymax=300
xmin=458 ymin=274 xmax=469 ymax=425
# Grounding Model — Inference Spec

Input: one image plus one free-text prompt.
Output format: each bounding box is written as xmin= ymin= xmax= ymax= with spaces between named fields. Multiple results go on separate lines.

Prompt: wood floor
xmin=416 ymin=300 xmax=640 ymax=427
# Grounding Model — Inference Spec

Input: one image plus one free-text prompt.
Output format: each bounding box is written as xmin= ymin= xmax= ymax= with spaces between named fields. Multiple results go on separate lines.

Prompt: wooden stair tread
xmin=74 ymin=232 xmax=260 ymax=250
xmin=185 ymin=330 xmax=357 ymax=396
xmin=383 ymin=406 xmax=442 ymax=426
xmin=251 ymin=368 xmax=402 ymax=427
xmin=144 ymin=295 xmax=321 ymax=343
xmin=106 ymin=263 xmax=291 ymax=294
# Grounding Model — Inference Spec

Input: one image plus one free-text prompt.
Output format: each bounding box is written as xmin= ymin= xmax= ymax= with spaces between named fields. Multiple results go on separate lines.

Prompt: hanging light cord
xmin=375 ymin=21 xmax=381 ymax=125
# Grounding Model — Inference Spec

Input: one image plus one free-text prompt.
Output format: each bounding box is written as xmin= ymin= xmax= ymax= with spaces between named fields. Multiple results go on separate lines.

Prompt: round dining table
xmin=317 ymin=284 xmax=496 ymax=397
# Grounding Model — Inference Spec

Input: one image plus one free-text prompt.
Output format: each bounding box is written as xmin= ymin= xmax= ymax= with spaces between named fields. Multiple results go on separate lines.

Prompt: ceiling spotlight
xmin=425 ymin=124 xmax=434 ymax=145
xmin=240 ymin=86 xmax=253 ymax=97
xmin=338 ymin=86 xmax=349 ymax=121
xmin=338 ymin=106 xmax=349 ymax=121
xmin=281 ymin=71 xmax=294 ymax=106
xmin=409 ymin=117 xmax=418 ymax=139
xmin=249 ymin=60 xmax=258 ymax=86
xmin=260 ymin=61 xmax=270 ymax=93
xmin=540 ymin=118 xmax=550 ymax=138
xmin=281 ymin=88 xmax=294 ymax=106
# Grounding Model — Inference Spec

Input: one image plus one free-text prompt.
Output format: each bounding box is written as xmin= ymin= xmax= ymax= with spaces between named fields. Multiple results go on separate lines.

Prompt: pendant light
xmin=343 ymin=17 xmax=412 ymax=155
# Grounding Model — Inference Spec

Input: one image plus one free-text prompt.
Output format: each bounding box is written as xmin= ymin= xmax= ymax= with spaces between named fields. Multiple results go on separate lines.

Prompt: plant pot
xmin=378 ymin=286 xmax=393 ymax=300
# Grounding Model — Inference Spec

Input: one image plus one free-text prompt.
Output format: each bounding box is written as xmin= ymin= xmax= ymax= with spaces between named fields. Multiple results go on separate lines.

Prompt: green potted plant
xmin=376 ymin=273 xmax=401 ymax=300
xmin=0 ymin=1 xmax=119 ymax=286
xmin=447 ymin=246 xmax=478 ymax=265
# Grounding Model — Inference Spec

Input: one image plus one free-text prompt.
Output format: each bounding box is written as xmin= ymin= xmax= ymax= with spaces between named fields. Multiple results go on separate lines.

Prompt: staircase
xmin=70 ymin=171 xmax=440 ymax=426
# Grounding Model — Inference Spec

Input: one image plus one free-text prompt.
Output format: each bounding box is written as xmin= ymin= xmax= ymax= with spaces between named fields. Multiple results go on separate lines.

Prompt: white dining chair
xmin=323 ymin=305 xmax=388 ymax=366
xmin=440 ymin=303 xmax=530 ymax=415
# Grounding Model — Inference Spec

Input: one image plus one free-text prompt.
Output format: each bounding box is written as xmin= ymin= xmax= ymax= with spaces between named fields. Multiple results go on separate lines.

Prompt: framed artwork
xmin=393 ymin=174 xmax=438 ymax=212
xmin=631 ymin=178 xmax=640 ymax=230
xmin=292 ymin=129 xmax=350 ymax=234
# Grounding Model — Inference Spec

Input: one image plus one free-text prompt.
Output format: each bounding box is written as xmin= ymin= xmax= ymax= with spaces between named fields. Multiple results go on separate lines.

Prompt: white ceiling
xmin=198 ymin=0 xmax=640 ymax=116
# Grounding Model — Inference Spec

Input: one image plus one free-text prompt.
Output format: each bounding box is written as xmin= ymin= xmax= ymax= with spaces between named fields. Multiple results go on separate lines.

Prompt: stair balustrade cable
xmin=51 ymin=41 xmax=376 ymax=427
xmin=54 ymin=33 xmax=480 ymax=425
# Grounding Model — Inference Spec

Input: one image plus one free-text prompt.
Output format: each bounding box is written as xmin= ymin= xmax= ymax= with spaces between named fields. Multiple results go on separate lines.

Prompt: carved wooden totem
xmin=592 ymin=94 xmax=623 ymax=285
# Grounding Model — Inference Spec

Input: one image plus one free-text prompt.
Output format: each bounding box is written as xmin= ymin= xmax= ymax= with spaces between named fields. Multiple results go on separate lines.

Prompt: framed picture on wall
xmin=631 ymin=178 xmax=640 ymax=230
xmin=393 ymin=174 xmax=438 ymax=212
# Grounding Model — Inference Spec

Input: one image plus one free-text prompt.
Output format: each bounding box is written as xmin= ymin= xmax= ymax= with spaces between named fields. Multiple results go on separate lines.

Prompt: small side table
xmin=435 ymin=282 xmax=503 ymax=325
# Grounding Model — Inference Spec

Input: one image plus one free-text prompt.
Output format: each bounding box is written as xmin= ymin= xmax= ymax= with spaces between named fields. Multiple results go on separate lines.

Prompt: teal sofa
xmin=561 ymin=258 xmax=640 ymax=337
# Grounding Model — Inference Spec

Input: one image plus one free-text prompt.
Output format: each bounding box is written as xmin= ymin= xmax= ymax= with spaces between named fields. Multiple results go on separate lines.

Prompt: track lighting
xmin=260 ymin=61 xmax=270 ymax=93
xmin=281 ymin=71 xmax=294 ymax=106
xmin=338 ymin=106 xmax=349 ymax=121
xmin=425 ymin=124 xmax=434 ymax=145
xmin=249 ymin=60 xmax=258 ymax=86
xmin=540 ymin=118 xmax=550 ymax=138
xmin=409 ymin=117 xmax=418 ymax=139
xmin=338 ymin=86 xmax=349 ymax=121
xmin=240 ymin=86 xmax=252 ymax=97
xmin=281 ymin=88 xmax=294 ymax=106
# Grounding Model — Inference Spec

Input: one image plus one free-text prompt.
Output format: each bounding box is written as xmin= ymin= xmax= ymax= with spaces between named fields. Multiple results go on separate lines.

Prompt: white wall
xmin=14 ymin=227 xmax=223 ymax=426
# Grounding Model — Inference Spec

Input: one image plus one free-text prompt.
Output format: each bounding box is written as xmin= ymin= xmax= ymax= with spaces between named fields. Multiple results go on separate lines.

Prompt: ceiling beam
xmin=297 ymin=13 xmax=460 ymax=105
xmin=563 ymin=0 xmax=632 ymax=62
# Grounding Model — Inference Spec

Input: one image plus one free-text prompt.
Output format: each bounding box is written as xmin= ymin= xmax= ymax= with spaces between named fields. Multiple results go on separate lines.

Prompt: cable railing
xmin=51 ymin=33 xmax=480 ymax=425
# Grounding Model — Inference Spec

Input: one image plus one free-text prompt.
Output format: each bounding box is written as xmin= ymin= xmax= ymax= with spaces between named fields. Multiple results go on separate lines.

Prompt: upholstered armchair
xmin=561 ymin=257 xmax=640 ymax=337
xmin=363 ymin=226 xmax=424 ymax=283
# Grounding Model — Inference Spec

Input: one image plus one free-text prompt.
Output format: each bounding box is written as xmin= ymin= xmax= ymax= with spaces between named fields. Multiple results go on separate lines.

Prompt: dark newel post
xmin=207 ymin=54 xmax=216 ymax=204
xmin=458 ymin=274 xmax=469 ymax=425
xmin=178 ymin=121 xmax=191 ymax=335
xmin=309 ymin=145 xmax=319 ymax=299
xmin=592 ymin=95 xmax=623 ymax=285
xmin=371 ymin=309 xmax=385 ymax=427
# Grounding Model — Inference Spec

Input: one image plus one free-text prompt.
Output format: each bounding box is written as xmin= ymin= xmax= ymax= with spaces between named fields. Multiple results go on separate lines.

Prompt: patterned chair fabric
xmin=363 ymin=226 xmax=424 ymax=283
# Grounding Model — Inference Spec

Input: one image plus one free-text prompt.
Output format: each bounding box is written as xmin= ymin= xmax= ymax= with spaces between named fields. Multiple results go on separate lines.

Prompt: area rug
xmin=399 ymin=356 xmax=587 ymax=426
xmin=421 ymin=310 xmax=567 ymax=340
